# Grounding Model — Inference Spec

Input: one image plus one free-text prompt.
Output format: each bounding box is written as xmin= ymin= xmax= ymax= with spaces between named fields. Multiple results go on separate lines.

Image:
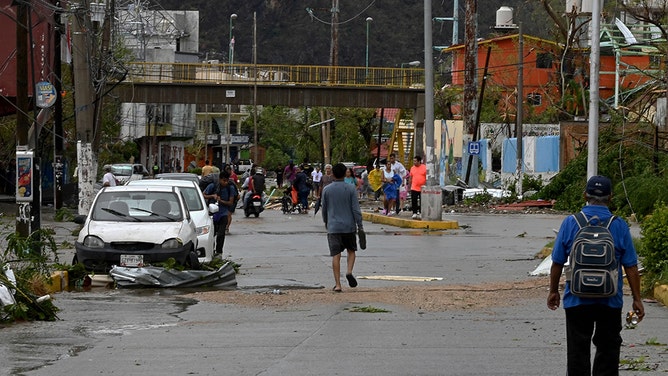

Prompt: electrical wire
xmin=306 ymin=0 xmax=376 ymax=26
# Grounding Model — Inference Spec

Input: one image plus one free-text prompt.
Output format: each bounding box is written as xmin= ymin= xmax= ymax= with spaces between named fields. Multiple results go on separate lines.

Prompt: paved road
xmin=0 ymin=204 xmax=666 ymax=375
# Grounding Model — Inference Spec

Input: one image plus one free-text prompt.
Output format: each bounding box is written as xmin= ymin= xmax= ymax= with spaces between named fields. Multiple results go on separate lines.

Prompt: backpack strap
xmin=573 ymin=210 xmax=615 ymax=228
xmin=573 ymin=211 xmax=588 ymax=229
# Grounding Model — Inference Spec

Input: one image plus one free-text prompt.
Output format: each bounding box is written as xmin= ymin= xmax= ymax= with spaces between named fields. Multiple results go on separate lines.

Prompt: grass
xmin=347 ymin=305 xmax=391 ymax=313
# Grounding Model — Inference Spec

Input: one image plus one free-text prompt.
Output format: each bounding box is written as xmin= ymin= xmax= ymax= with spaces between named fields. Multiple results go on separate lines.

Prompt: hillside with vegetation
xmin=154 ymin=0 xmax=560 ymax=67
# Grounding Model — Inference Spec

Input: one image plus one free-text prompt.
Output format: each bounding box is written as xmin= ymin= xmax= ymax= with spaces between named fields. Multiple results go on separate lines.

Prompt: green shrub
xmin=1 ymin=230 xmax=61 ymax=322
xmin=638 ymin=202 xmax=668 ymax=294
xmin=522 ymin=174 xmax=544 ymax=193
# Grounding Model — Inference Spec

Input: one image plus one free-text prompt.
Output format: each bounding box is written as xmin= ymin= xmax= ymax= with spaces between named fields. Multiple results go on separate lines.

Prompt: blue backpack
xmin=567 ymin=211 xmax=618 ymax=298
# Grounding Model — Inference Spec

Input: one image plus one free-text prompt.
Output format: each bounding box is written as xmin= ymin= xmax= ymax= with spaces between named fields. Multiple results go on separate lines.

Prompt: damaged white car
xmin=74 ymin=185 xmax=199 ymax=273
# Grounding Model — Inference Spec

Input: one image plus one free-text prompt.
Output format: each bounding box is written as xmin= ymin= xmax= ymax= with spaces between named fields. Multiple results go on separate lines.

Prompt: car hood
xmin=81 ymin=220 xmax=189 ymax=243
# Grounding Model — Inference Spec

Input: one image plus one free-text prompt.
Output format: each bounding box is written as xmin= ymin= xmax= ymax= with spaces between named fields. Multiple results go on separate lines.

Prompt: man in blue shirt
xmin=203 ymin=170 xmax=235 ymax=256
xmin=321 ymin=163 xmax=364 ymax=292
xmin=548 ymin=175 xmax=645 ymax=375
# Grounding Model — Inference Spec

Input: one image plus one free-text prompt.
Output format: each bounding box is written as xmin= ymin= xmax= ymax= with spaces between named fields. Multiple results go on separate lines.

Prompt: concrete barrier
xmin=362 ymin=212 xmax=458 ymax=230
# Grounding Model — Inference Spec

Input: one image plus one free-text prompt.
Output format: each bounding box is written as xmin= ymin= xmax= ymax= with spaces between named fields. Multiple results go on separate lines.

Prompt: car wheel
xmin=186 ymin=250 xmax=201 ymax=270
xmin=72 ymin=254 xmax=78 ymax=265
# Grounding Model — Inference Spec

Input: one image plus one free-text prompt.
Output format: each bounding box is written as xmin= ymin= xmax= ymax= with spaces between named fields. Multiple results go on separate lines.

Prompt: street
xmin=0 ymin=204 xmax=666 ymax=375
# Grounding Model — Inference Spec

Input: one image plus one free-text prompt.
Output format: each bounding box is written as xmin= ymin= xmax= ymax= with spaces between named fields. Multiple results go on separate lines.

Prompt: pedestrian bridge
xmin=110 ymin=62 xmax=426 ymax=109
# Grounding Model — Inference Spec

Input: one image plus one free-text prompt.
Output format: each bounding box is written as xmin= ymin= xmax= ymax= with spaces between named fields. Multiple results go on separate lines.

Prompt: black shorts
xmin=327 ymin=233 xmax=357 ymax=256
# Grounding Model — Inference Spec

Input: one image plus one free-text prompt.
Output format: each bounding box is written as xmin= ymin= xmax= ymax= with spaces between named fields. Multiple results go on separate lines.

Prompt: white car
xmin=74 ymin=185 xmax=199 ymax=273
xmin=127 ymin=179 xmax=215 ymax=263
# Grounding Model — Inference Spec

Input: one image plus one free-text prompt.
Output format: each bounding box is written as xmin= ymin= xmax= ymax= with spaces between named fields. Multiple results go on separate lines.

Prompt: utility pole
xmin=516 ymin=22 xmax=524 ymax=196
xmin=54 ymin=7 xmax=64 ymax=210
xmin=15 ymin=0 xmax=30 ymax=237
xmin=422 ymin=0 xmax=442 ymax=221
xmin=587 ymin=0 xmax=601 ymax=179
xmin=463 ymin=0 xmax=478 ymax=135
xmin=329 ymin=0 xmax=339 ymax=68
xmin=71 ymin=1 xmax=97 ymax=214
xmin=433 ymin=0 xmax=459 ymax=47
xmin=253 ymin=12 xmax=258 ymax=164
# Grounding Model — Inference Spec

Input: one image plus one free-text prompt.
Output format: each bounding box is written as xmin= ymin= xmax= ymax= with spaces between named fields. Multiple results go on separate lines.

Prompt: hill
xmin=153 ymin=0 xmax=558 ymax=67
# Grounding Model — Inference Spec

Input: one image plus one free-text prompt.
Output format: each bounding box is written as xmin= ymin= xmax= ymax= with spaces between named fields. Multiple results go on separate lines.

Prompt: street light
xmin=365 ymin=17 xmax=373 ymax=79
xmin=400 ymin=60 xmax=421 ymax=69
xmin=227 ymin=13 xmax=237 ymax=164
xmin=400 ymin=61 xmax=420 ymax=86
xmin=229 ymin=13 xmax=237 ymax=69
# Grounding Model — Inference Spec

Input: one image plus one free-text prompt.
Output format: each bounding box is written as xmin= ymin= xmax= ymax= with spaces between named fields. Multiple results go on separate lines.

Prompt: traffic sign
xmin=468 ymin=141 xmax=480 ymax=155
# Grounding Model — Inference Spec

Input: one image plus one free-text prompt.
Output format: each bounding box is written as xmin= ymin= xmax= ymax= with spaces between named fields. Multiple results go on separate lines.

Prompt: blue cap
xmin=586 ymin=175 xmax=612 ymax=197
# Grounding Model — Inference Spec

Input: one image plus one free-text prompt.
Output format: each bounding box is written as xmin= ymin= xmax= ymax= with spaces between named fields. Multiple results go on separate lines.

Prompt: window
xmin=527 ymin=93 xmax=542 ymax=106
xmin=536 ymin=53 xmax=553 ymax=69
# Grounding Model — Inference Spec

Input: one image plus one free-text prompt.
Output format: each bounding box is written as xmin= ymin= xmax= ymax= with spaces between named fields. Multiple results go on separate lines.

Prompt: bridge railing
xmin=123 ymin=62 xmax=425 ymax=89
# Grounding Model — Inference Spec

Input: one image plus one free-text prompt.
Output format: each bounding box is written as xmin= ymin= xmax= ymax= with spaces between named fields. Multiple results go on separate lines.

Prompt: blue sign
xmin=35 ymin=81 xmax=57 ymax=109
xmin=468 ymin=141 xmax=480 ymax=155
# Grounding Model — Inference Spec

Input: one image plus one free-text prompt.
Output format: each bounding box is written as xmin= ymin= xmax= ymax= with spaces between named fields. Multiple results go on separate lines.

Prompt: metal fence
xmin=123 ymin=62 xmax=425 ymax=89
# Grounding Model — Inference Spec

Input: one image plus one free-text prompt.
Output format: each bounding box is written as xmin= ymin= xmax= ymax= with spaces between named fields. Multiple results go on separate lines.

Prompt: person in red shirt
xmin=407 ymin=155 xmax=427 ymax=219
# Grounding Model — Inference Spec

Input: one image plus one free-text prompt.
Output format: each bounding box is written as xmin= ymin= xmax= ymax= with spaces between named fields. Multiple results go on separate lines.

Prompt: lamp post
xmin=365 ymin=17 xmax=372 ymax=79
xmin=400 ymin=60 xmax=420 ymax=86
xmin=229 ymin=13 xmax=237 ymax=69
xmin=227 ymin=13 xmax=237 ymax=164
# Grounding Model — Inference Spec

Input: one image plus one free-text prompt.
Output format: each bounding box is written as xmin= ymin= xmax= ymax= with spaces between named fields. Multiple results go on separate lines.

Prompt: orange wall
xmin=449 ymin=37 xmax=560 ymax=115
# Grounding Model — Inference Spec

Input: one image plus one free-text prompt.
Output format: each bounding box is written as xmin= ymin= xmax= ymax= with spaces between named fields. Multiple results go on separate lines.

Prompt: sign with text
xmin=221 ymin=134 xmax=250 ymax=144
xmin=35 ymin=81 xmax=57 ymax=108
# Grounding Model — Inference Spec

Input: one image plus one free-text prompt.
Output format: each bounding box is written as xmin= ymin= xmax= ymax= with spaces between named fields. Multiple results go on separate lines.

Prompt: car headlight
xmin=161 ymin=238 xmax=183 ymax=249
xmin=83 ymin=235 xmax=104 ymax=248
xmin=196 ymin=225 xmax=210 ymax=236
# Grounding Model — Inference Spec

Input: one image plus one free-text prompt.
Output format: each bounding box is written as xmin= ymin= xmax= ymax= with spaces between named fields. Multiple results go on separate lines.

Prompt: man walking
xmin=547 ymin=175 xmax=644 ymax=375
xmin=407 ymin=155 xmax=426 ymax=219
xmin=321 ymin=163 xmax=364 ymax=292
xmin=203 ymin=171 xmax=234 ymax=256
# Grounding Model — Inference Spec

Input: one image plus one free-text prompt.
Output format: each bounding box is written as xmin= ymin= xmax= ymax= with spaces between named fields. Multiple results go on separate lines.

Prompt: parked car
xmin=127 ymin=179 xmax=214 ymax=262
xmin=353 ymin=165 xmax=367 ymax=178
xmin=155 ymin=172 xmax=200 ymax=184
xmin=235 ymin=159 xmax=253 ymax=175
xmin=265 ymin=171 xmax=278 ymax=189
xmin=74 ymin=185 xmax=199 ymax=273
xmin=111 ymin=163 xmax=149 ymax=184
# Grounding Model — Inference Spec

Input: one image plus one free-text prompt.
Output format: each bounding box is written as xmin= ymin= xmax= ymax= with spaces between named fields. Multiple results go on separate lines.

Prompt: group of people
xmin=367 ymin=153 xmax=426 ymax=219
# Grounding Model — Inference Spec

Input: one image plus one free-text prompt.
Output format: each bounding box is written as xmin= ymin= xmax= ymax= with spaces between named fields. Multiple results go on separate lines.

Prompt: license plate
xmin=253 ymin=201 xmax=261 ymax=206
xmin=120 ymin=254 xmax=144 ymax=267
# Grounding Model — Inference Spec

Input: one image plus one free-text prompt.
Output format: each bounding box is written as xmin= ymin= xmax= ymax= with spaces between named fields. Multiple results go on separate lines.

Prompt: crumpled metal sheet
xmin=110 ymin=263 xmax=237 ymax=288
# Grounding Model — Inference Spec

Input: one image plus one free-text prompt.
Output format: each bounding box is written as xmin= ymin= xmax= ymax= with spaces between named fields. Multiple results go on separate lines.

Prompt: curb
xmin=362 ymin=212 xmax=459 ymax=230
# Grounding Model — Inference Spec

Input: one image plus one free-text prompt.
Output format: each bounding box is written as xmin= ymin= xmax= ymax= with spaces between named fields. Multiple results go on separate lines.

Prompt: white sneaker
xmin=412 ymin=213 xmax=418 ymax=219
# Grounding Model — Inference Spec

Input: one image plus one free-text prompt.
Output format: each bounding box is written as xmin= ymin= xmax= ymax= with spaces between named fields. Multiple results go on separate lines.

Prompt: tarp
xmin=110 ymin=263 xmax=237 ymax=288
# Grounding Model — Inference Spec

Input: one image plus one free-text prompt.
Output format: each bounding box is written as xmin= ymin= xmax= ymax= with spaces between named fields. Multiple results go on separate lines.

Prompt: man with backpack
xmin=547 ymin=175 xmax=645 ymax=375
xmin=203 ymin=170 xmax=236 ymax=256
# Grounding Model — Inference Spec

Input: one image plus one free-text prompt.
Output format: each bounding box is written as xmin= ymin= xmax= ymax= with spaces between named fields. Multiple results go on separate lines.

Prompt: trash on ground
xmin=110 ymin=263 xmax=237 ymax=288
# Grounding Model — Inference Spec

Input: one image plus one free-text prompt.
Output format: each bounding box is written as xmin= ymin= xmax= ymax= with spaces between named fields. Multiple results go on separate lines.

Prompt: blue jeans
xmin=565 ymin=304 xmax=622 ymax=376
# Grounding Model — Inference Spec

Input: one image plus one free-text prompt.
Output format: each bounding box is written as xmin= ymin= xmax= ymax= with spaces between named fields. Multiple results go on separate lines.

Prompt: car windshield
xmin=92 ymin=191 xmax=183 ymax=222
xmin=111 ymin=165 xmax=133 ymax=177
xmin=180 ymin=187 xmax=204 ymax=211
